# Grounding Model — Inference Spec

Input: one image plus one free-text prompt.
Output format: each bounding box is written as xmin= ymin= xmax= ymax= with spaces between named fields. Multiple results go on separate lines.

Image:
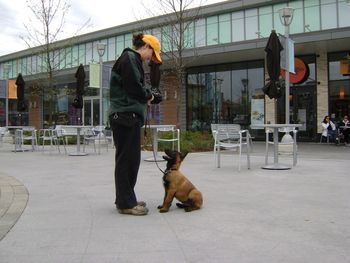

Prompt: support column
xmin=316 ymin=51 xmax=328 ymax=133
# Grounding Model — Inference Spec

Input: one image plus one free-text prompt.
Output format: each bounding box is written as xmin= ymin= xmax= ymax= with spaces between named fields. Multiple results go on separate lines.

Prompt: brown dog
xmin=157 ymin=149 xmax=203 ymax=213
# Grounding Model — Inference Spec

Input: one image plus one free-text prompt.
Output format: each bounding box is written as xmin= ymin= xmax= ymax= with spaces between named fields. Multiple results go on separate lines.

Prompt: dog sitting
xmin=157 ymin=149 xmax=203 ymax=213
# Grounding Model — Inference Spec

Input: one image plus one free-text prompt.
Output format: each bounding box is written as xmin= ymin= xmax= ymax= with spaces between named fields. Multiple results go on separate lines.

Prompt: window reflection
xmin=187 ymin=61 xmax=264 ymax=131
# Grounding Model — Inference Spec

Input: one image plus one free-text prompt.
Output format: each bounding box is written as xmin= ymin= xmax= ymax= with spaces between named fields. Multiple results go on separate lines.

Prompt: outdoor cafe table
xmin=61 ymin=125 xmax=91 ymax=156
xmin=143 ymin=124 xmax=176 ymax=162
xmin=251 ymin=123 xmax=302 ymax=170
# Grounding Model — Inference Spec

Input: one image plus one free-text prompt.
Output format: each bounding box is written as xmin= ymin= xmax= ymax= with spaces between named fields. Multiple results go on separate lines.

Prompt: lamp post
xmin=97 ymin=43 xmax=106 ymax=126
xmin=278 ymin=7 xmax=294 ymax=125
xmin=3 ymin=64 xmax=11 ymax=127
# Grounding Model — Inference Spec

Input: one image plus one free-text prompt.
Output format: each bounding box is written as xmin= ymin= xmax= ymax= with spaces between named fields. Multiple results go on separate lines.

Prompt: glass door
xmin=290 ymin=84 xmax=317 ymax=141
xmin=83 ymin=96 xmax=100 ymax=126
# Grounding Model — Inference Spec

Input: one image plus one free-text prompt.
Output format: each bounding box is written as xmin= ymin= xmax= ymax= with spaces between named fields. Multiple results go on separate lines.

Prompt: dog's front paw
xmin=159 ymin=208 xmax=169 ymax=213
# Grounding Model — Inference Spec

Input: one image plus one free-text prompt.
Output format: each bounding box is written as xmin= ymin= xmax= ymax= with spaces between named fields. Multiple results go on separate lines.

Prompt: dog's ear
xmin=180 ymin=151 xmax=189 ymax=160
xmin=163 ymin=155 xmax=171 ymax=161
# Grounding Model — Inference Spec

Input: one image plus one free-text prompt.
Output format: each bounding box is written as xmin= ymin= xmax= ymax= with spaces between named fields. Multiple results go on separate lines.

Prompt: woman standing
xmin=109 ymin=33 xmax=162 ymax=216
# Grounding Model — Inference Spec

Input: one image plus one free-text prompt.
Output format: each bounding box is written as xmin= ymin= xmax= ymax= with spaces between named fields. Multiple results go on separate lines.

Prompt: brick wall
xmin=160 ymin=72 xmax=181 ymax=128
xmin=28 ymin=95 xmax=41 ymax=130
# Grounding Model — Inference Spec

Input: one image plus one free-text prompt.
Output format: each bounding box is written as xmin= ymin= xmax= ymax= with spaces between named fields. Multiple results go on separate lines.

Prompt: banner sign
xmin=251 ymin=99 xmax=265 ymax=127
xmin=279 ymin=35 xmax=295 ymax=73
xmin=89 ymin=63 xmax=100 ymax=88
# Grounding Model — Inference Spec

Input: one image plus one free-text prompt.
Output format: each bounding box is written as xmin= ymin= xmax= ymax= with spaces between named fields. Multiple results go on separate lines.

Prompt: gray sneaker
xmin=118 ymin=205 xmax=149 ymax=216
xmin=137 ymin=201 xmax=146 ymax=207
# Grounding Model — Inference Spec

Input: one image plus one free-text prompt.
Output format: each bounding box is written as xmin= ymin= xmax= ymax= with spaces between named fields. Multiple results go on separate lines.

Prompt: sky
xmin=0 ymin=0 xmax=226 ymax=57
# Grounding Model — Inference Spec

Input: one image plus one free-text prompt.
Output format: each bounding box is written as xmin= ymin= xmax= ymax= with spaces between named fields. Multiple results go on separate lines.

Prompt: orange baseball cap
xmin=142 ymin=34 xmax=162 ymax=64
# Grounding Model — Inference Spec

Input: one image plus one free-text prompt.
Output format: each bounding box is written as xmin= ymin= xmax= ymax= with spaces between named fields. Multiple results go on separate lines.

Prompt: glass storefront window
xmin=78 ymin=44 xmax=86 ymax=65
xmin=207 ymin=16 xmax=219 ymax=45
xmin=59 ymin=49 xmax=66 ymax=70
xmin=184 ymin=21 xmax=194 ymax=49
xmin=305 ymin=0 xmax=321 ymax=32
xmin=232 ymin=11 xmax=244 ymax=42
xmin=116 ymin=35 xmax=124 ymax=58
xmin=289 ymin=0 xmax=304 ymax=34
xmin=72 ymin=45 xmax=79 ymax=67
xmin=338 ymin=0 xmax=350 ymax=27
xmin=108 ymin=37 xmax=116 ymax=61
xmin=21 ymin=57 xmax=27 ymax=76
xmin=124 ymin=33 xmax=132 ymax=48
xmin=219 ymin=14 xmax=231 ymax=44
xmin=162 ymin=26 xmax=172 ymax=52
xmin=245 ymin=9 xmax=258 ymax=40
xmin=329 ymin=52 xmax=350 ymax=120
xmin=100 ymin=39 xmax=108 ymax=62
xmin=65 ymin=47 xmax=72 ymax=68
xmin=26 ymin=56 xmax=31 ymax=76
xmin=273 ymin=3 xmax=287 ymax=34
xmin=195 ymin=18 xmax=206 ymax=47
xmin=259 ymin=6 xmax=273 ymax=38
xmin=187 ymin=60 xmax=264 ymax=132
xmin=321 ymin=0 xmax=337 ymax=30
xmin=85 ymin=42 xmax=93 ymax=64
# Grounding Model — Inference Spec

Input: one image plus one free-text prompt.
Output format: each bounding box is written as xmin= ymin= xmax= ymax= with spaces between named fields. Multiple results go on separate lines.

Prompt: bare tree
xmin=142 ymin=0 xmax=205 ymax=128
xmin=21 ymin=0 xmax=90 ymax=126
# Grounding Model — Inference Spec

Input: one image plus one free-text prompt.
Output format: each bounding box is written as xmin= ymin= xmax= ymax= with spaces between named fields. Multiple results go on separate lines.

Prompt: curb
xmin=0 ymin=175 xmax=29 ymax=241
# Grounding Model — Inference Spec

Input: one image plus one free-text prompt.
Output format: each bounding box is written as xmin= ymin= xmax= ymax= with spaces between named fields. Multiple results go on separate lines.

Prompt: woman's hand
xmin=147 ymin=94 xmax=154 ymax=105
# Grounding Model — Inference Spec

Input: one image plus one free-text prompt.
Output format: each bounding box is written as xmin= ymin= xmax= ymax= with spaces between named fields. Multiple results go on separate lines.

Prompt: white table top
xmin=60 ymin=125 xmax=92 ymax=129
xmin=145 ymin=124 xmax=176 ymax=129
xmin=251 ymin=124 xmax=302 ymax=129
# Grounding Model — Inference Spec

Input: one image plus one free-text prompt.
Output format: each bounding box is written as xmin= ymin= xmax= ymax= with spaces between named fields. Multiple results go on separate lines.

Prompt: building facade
xmin=0 ymin=0 xmax=349 ymax=141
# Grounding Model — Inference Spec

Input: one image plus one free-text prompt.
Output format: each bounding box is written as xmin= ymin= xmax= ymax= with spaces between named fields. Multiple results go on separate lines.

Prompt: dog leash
xmin=144 ymin=106 xmax=166 ymax=175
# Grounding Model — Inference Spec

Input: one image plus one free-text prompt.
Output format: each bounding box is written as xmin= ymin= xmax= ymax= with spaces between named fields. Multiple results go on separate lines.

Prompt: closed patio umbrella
xmin=72 ymin=64 xmax=85 ymax=109
xmin=15 ymin=73 xmax=26 ymax=111
xmin=262 ymin=30 xmax=283 ymax=99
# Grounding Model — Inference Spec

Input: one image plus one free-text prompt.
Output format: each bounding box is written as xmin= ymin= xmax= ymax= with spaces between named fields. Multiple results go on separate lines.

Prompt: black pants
xmin=112 ymin=118 xmax=142 ymax=209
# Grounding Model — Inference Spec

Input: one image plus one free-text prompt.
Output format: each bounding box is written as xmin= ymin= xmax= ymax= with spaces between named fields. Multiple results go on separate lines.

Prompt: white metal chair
xmin=22 ymin=127 xmax=38 ymax=151
xmin=211 ymin=124 xmax=251 ymax=171
xmin=156 ymin=126 xmax=180 ymax=152
xmin=39 ymin=128 xmax=62 ymax=153
xmin=53 ymin=127 xmax=67 ymax=154
xmin=0 ymin=127 xmax=8 ymax=147
xmin=82 ymin=126 xmax=109 ymax=154
xmin=265 ymin=127 xmax=298 ymax=166
xmin=13 ymin=127 xmax=37 ymax=152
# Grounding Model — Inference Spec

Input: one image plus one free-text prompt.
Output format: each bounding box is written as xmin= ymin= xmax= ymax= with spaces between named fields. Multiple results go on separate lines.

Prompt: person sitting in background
xmin=321 ymin=115 xmax=339 ymax=144
xmin=339 ymin=115 xmax=350 ymax=145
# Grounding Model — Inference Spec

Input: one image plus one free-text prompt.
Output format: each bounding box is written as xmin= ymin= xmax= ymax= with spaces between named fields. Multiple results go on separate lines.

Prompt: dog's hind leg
xmin=176 ymin=202 xmax=189 ymax=209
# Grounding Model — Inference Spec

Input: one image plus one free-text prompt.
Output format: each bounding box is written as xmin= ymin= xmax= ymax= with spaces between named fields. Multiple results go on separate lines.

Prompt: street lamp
xmin=3 ymin=63 xmax=11 ymax=126
xmin=278 ymin=7 xmax=294 ymax=125
xmin=97 ymin=43 xmax=106 ymax=126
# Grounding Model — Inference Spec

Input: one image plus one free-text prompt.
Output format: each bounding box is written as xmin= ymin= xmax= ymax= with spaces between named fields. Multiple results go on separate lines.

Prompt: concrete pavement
xmin=0 ymin=142 xmax=349 ymax=263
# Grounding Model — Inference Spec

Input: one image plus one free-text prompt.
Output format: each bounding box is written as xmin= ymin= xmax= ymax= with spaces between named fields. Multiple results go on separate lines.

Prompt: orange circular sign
xmin=281 ymin=57 xmax=309 ymax=84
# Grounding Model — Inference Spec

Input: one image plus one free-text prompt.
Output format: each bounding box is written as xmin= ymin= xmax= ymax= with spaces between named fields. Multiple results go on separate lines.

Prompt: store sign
xmin=281 ymin=57 xmax=309 ymax=84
